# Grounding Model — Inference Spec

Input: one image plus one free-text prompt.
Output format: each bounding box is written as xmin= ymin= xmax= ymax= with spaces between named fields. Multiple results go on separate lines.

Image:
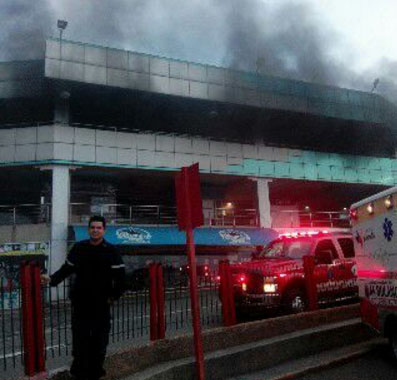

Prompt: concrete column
xmin=256 ymin=178 xmax=272 ymax=228
xmin=50 ymin=165 xmax=71 ymax=274
xmin=54 ymin=90 xmax=70 ymax=124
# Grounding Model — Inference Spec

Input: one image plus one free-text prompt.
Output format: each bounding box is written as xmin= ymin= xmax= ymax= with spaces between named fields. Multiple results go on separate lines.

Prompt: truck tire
xmin=282 ymin=288 xmax=307 ymax=314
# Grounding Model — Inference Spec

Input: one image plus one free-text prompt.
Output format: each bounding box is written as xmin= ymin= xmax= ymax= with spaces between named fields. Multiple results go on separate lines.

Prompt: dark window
xmin=338 ymin=238 xmax=355 ymax=258
xmin=314 ymin=239 xmax=339 ymax=264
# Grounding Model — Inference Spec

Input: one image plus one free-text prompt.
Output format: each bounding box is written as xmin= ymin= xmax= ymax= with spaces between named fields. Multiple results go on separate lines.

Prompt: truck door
xmin=336 ymin=237 xmax=357 ymax=299
xmin=313 ymin=239 xmax=340 ymax=302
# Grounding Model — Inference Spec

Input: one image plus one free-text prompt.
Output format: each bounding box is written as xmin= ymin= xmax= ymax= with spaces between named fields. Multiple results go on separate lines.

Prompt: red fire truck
xmin=351 ymin=186 xmax=397 ymax=359
xmin=230 ymin=230 xmax=357 ymax=316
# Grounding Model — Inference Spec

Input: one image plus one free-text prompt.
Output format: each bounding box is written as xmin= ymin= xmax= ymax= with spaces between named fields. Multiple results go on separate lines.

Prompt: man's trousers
xmin=70 ymin=303 xmax=111 ymax=380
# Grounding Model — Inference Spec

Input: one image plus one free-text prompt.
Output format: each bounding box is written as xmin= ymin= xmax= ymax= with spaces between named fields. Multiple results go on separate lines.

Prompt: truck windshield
xmin=259 ymin=238 xmax=312 ymax=259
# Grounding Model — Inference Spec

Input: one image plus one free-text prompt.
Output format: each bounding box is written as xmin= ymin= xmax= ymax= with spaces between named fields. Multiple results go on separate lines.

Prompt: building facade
xmin=1 ymin=38 xmax=396 ymax=272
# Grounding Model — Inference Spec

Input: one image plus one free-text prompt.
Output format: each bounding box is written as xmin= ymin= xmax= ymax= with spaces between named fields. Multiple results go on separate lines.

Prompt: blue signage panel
xmin=73 ymin=225 xmax=278 ymax=246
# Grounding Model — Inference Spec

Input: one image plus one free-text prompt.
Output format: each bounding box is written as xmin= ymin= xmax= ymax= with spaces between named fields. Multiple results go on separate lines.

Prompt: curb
xmin=267 ymin=338 xmax=385 ymax=380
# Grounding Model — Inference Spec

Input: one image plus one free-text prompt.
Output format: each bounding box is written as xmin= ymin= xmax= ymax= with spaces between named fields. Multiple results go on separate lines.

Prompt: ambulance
xmin=350 ymin=186 xmax=397 ymax=358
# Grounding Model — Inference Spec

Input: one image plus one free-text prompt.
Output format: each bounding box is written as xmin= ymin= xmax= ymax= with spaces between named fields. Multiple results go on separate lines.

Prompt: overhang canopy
xmin=72 ymin=225 xmax=278 ymax=246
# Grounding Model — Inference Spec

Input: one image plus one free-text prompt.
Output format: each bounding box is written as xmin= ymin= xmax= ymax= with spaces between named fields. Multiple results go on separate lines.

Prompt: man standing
xmin=41 ymin=216 xmax=125 ymax=380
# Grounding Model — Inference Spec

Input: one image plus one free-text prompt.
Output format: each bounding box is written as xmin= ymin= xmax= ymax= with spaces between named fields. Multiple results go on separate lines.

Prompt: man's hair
xmin=88 ymin=215 xmax=106 ymax=229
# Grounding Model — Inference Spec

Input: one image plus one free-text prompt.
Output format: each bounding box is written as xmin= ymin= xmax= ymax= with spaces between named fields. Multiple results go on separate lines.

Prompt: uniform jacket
xmin=50 ymin=239 xmax=125 ymax=305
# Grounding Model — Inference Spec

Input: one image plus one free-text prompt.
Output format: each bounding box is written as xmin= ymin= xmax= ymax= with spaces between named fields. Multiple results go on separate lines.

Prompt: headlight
xmin=242 ymin=283 xmax=247 ymax=291
xmin=263 ymin=283 xmax=277 ymax=293
xmin=263 ymin=276 xmax=278 ymax=293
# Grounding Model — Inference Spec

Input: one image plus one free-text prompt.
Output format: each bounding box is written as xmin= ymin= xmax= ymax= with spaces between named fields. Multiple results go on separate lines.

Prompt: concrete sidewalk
xmin=121 ymin=318 xmax=378 ymax=380
xmin=226 ymin=337 xmax=385 ymax=380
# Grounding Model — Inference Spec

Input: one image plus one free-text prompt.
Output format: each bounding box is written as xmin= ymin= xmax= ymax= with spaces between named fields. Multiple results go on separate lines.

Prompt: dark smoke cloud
xmin=225 ymin=0 xmax=349 ymax=85
xmin=0 ymin=0 xmax=52 ymax=61
xmin=0 ymin=0 xmax=396 ymax=102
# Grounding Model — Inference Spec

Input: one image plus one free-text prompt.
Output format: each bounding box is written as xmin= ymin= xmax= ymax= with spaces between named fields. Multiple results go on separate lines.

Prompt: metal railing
xmin=274 ymin=210 xmax=351 ymax=229
xmin=70 ymin=203 xmax=258 ymax=227
xmin=0 ymin=204 xmax=51 ymax=226
xmin=0 ymin=264 xmax=222 ymax=376
xmin=207 ymin=208 xmax=259 ymax=227
xmin=0 ymin=203 xmax=350 ymax=228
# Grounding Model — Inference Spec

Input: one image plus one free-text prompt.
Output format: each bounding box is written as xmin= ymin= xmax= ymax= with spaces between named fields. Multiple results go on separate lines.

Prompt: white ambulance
xmin=351 ymin=186 xmax=397 ymax=358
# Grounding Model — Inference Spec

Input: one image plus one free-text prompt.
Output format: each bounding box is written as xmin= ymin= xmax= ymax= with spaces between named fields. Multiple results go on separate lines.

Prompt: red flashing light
xmin=349 ymin=209 xmax=358 ymax=220
xmin=237 ymin=274 xmax=246 ymax=283
xmin=279 ymin=230 xmax=329 ymax=239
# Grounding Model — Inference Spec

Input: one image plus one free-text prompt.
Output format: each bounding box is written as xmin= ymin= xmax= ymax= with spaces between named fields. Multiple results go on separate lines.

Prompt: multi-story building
xmin=1 ymin=38 xmax=396 ymax=273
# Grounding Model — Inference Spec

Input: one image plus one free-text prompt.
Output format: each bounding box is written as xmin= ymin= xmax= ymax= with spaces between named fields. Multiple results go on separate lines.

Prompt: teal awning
xmin=72 ymin=225 xmax=278 ymax=246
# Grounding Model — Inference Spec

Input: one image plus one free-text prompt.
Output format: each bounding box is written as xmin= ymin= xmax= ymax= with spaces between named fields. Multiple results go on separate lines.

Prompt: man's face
xmin=88 ymin=221 xmax=105 ymax=242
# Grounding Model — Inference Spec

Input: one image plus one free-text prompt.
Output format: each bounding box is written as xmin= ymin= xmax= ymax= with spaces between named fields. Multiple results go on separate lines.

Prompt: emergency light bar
xmin=278 ymin=230 xmax=329 ymax=238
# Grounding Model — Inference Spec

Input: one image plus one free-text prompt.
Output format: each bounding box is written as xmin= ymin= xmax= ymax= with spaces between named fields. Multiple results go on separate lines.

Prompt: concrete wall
xmin=0 ymin=224 xmax=50 ymax=243
xmin=1 ymin=124 xmax=396 ymax=186
xmin=98 ymin=304 xmax=363 ymax=380
xmin=44 ymin=39 xmax=387 ymax=126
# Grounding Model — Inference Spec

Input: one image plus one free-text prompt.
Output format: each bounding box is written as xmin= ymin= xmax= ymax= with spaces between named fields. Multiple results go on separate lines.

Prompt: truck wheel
xmin=282 ymin=288 xmax=306 ymax=314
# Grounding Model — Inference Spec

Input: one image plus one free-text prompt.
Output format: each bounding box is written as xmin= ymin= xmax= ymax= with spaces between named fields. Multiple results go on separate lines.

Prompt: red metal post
xmin=218 ymin=262 xmax=230 ymax=326
xmin=225 ymin=262 xmax=236 ymax=326
xmin=149 ymin=263 xmax=158 ymax=341
xmin=20 ymin=262 xmax=36 ymax=376
xmin=32 ymin=263 xmax=46 ymax=373
xmin=156 ymin=264 xmax=165 ymax=339
xmin=186 ymin=227 xmax=205 ymax=380
xmin=183 ymin=165 xmax=205 ymax=380
xmin=303 ymin=255 xmax=318 ymax=311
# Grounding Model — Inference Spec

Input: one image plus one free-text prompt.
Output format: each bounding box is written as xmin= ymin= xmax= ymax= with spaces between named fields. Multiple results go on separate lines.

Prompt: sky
xmin=1 ymin=0 xmax=397 ymax=100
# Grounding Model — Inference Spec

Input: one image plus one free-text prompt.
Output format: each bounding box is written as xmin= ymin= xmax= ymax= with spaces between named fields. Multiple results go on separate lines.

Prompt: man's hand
xmin=40 ymin=274 xmax=51 ymax=285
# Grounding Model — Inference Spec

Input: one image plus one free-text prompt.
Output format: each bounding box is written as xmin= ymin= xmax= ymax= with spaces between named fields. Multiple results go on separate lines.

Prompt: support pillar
xmin=49 ymin=165 xmax=71 ymax=275
xmin=54 ymin=89 xmax=70 ymax=124
xmin=256 ymin=178 xmax=272 ymax=228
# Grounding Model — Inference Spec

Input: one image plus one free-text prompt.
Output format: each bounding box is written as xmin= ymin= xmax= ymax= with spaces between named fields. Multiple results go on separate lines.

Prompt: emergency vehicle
xmin=350 ymin=186 xmax=397 ymax=359
xmin=230 ymin=230 xmax=357 ymax=315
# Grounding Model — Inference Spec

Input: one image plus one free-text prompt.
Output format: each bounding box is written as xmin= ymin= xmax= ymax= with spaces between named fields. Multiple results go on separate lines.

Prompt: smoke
xmin=0 ymin=0 xmax=52 ymax=61
xmin=224 ymin=0 xmax=350 ymax=85
xmin=0 ymin=0 xmax=396 ymax=102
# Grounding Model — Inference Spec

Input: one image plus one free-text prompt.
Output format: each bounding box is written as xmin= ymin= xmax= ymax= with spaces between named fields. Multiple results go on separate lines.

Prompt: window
xmin=314 ymin=239 xmax=338 ymax=264
xmin=261 ymin=238 xmax=312 ymax=259
xmin=338 ymin=238 xmax=355 ymax=258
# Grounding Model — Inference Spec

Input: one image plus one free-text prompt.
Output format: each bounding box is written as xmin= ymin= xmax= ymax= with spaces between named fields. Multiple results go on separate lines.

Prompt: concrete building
xmin=1 ymin=38 xmax=396 ymax=272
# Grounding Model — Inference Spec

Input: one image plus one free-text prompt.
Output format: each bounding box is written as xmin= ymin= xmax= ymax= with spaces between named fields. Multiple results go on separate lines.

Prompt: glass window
xmin=261 ymin=238 xmax=312 ymax=259
xmin=314 ymin=239 xmax=339 ymax=264
xmin=337 ymin=238 xmax=355 ymax=258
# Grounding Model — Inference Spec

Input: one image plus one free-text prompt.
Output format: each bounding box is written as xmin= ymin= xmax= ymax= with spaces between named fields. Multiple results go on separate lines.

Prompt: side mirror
xmin=315 ymin=250 xmax=333 ymax=265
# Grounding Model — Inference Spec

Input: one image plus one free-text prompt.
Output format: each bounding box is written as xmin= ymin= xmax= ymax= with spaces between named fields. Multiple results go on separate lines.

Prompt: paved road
xmin=297 ymin=343 xmax=397 ymax=380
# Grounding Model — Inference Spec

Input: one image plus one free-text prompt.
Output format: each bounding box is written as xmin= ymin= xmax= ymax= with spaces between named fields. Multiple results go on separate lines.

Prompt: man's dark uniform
xmin=50 ymin=240 xmax=125 ymax=380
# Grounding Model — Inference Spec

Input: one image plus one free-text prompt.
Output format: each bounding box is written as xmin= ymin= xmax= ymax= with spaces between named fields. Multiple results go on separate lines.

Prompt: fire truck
xmin=351 ymin=186 xmax=397 ymax=359
xmin=230 ymin=230 xmax=357 ymax=316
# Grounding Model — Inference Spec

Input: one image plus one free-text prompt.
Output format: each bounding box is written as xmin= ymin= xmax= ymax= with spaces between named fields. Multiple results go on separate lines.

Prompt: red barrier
xmin=225 ymin=263 xmax=236 ymax=326
xmin=21 ymin=262 xmax=36 ymax=376
xmin=303 ymin=255 xmax=318 ymax=311
xmin=219 ymin=262 xmax=229 ymax=326
xmin=149 ymin=263 xmax=159 ymax=341
xmin=156 ymin=264 xmax=165 ymax=339
xmin=32 ymin=263 xmax=46 ymax=373
xmin=219 ymin=261 xmax=236 ymax=327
